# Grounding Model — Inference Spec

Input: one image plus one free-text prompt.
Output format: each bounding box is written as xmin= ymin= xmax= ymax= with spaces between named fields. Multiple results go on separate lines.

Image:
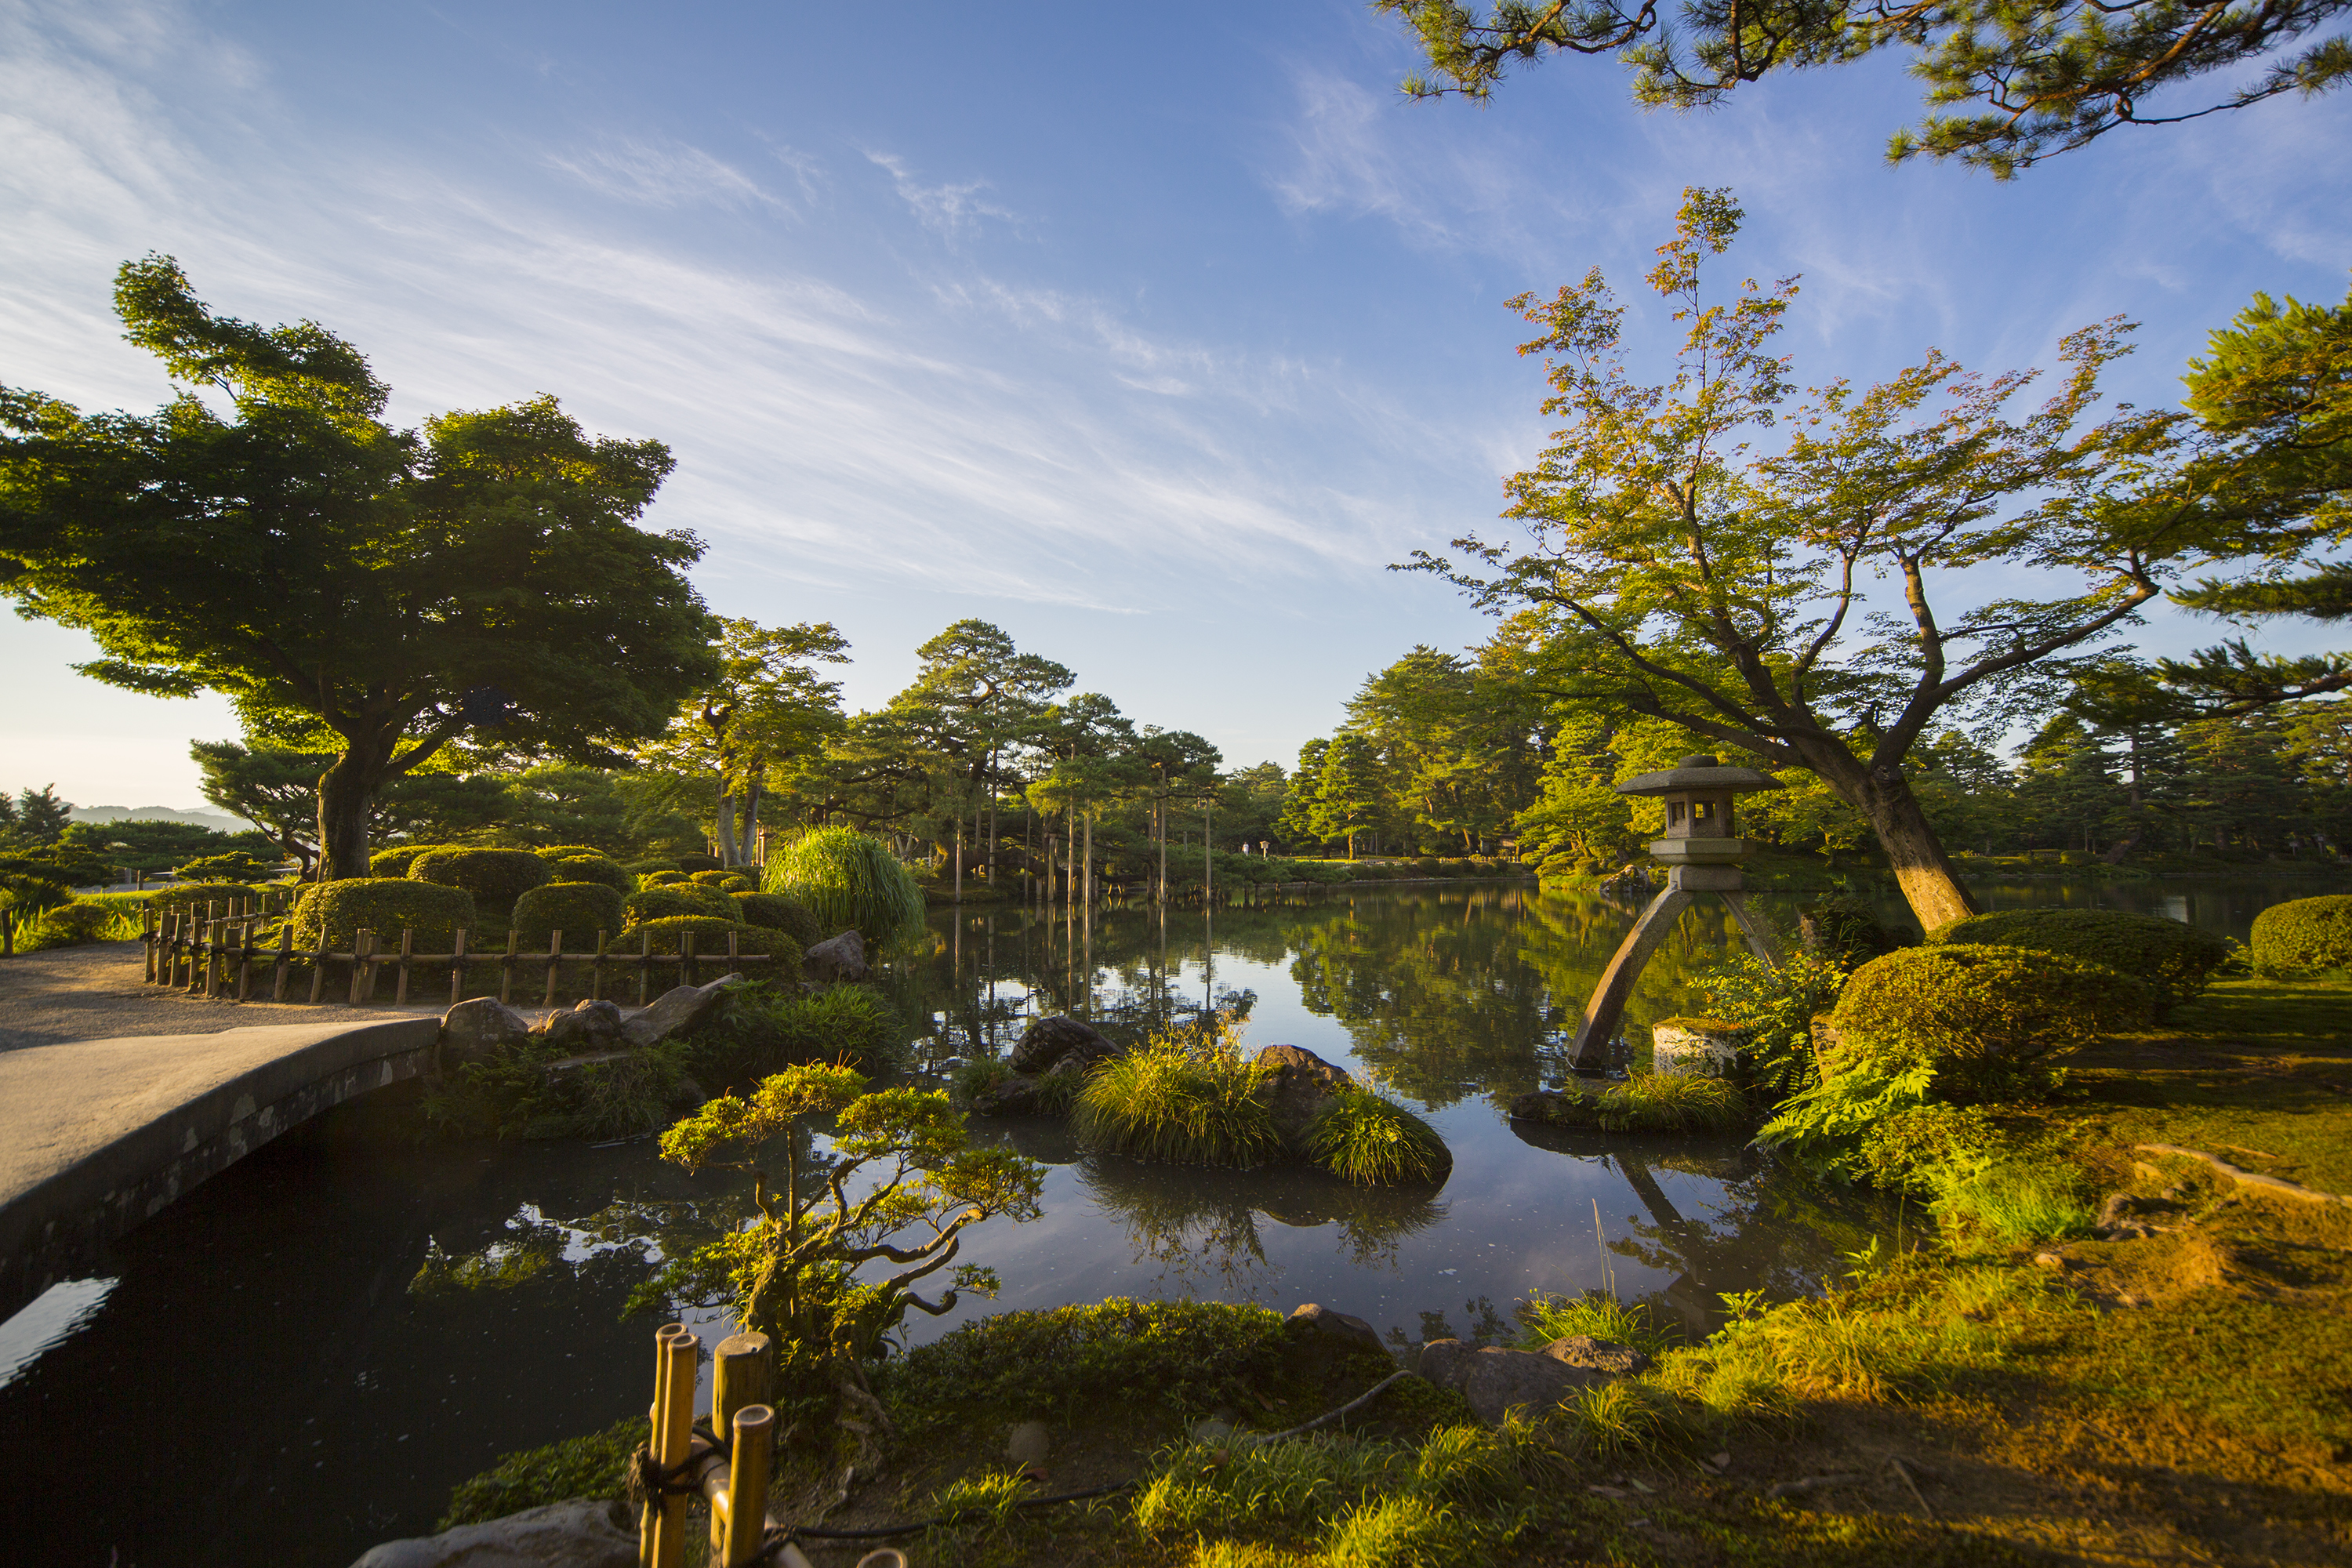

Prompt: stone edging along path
xmin=2137 ymin=1142 xmax=2352 ymax=1209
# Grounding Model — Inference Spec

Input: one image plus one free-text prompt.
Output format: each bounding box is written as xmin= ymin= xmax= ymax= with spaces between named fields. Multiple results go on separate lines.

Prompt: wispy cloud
xmin=865 ymin=150 xmax=1017 ymax=238
xmin=549 ymin=136 xmax=797 ymax=212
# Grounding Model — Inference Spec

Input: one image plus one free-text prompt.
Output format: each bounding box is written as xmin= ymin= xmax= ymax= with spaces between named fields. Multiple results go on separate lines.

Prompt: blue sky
xmin=4 ymin=0 xmax=2347 ymax=809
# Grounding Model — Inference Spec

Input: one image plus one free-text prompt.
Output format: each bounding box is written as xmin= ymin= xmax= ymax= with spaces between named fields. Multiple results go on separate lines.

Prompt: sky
xmin=3 ymin=0 xmax=2347 ymax=810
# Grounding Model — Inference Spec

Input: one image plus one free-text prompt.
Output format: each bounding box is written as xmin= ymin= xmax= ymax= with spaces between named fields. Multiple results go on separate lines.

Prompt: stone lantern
xmin=1568 ymin=755 xmax=1783 ymax=1072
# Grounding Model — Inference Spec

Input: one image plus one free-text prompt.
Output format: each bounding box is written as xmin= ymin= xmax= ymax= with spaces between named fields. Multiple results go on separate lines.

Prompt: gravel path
xmin=0 ymin=942 xmax=443 ymax=1052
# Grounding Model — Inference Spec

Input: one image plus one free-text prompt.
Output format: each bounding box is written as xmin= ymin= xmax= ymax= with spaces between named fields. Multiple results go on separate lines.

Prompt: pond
xmin=0 ymin=871 xmax=2338 ymax=1566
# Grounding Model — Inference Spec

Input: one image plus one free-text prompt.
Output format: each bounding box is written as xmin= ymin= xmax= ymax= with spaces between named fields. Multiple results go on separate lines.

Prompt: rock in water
xmin=802 ymin=928 xmax=869 ymax=983
xmin=439 ymin=996 xmax=531 ymax=1073
xmin=537 ymin=998 xmax=626 ymax=1053
xmin=1254 ymin=1044 xmax=1354 ymax=1145
xmin=1417 ymin=1337 xmax=1648 ymax=1424
xmin=347 ymin=1499 xmax=635 ymax=1567
xmin=1009 ymin=1015 xmax=1117 ymax=1074
xmin=619 ymin=973 xmax=745 ymax=1049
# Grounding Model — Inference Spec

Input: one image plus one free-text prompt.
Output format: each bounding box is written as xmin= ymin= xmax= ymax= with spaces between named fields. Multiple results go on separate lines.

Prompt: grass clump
xmin=1597 ymin=1073 xmax=1748 ymax=1132
xmin=1305 ymin=1088 xmax=1451 ymax=1185
xmin=1073 ymin=1027 xmax=1281 ymax=1167
xmin=438 ymin=1417 xmax=638 ymax=1527
xmin=1515 ymin=1290 xmax=1681 ymax=1356
xmin=764 ymin=826 xmax=925 ymax=946
xmin=1929 ymin=1160 xmax=2096 ymax=1245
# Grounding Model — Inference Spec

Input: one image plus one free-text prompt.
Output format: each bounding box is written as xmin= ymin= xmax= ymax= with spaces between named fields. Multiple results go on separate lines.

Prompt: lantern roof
xmin=1613 ymin=754 xmax=1783 ymax=798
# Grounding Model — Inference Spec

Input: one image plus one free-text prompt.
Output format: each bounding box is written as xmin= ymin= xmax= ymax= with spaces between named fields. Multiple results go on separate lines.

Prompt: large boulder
xmin=348 ymin=1499 xmax=634 ymax=1567
xmin=802 ymin=928 xmax=869 ymax=984
xmin=1254 ymin=1044 xmax=1354 ymax=1145
xmin=440 ymin=997 xmax=531 ymax=1073
xmin=1009 ymin=1015 xmax=1118 ymax=1075
xmin=1417 ymin=1335 xmax=1649 ymax=1425
xmin=1287 ymin=1302 xmax=1385 ymax=1358
xmin=535 ymin=998 xmax=627 ymax=1054
xmin=620 ymin=973 xmax=746 ymax=1049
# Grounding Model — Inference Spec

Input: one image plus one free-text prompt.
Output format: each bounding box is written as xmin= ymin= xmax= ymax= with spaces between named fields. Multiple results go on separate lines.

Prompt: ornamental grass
xmin=1073 ymin=1031 xmax=1281 ymax=1168
xmin=1305 ymin=1087 xmax=1451 ymax=1185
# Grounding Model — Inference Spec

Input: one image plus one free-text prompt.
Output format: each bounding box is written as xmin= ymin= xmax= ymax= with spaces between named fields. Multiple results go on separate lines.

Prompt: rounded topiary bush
xmin=173 ymin=851 xmax=278 ymax=883
xmin=511 ymin=881 xmax=629 ymax=944
xmin=1933 ymin=908 xmax=2230 ymax=1015
xmin=612 ymin=916 xmax=798 ymax=961
xmin=292 ymin=878 xmax=476 ymax=950
xmin=146 ymin=881 xmax=264 ymax=914
xmin=2249 ymin=895 xmax=2352 ymax=975
xmin=36 ymin=902 xmax=127 ymax=946
xmin=624 ymin=883 xmax=737 ymax=924
xmin=369 ymin=844 xmax=451 ymax=879
xmin=689 ymin=869 xmax=739 ymax=887
xmin=765 ymin=828 xmax=927 ymax=945
xmin=639 ymin=869 xmax=689 ymax=887
xmin=1829 ymin=944 xmax=2153 ymax=1098
xmin=676 ymin=853 xmax=723 ymax=873
xmin=539 ymin=853 xmax=633 ymax=896
xmin=408 ymin=848 xmax=554 ymax=921
xmin=731 ymin=891 xmax=825 ymax=947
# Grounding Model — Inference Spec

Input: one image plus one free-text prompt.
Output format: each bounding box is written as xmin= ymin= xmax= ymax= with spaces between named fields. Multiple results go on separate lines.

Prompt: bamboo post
xmin=543 ymin=931 xmax=563 ymax=1009
xmin=637 ymin=930 xmax=652 ymax=1007
xmin=711 ymin=1331 xmax=771 ymax=1437
xmin=272 ymin=925 xmax=292 ymax=1002
xmin=395 ymin=927 xmax=415 ymax=1005
xmin=499 ymin=930 xmax=517 ymax=1005
xmin=644 ymin=1325 xmax=700 ymax=1568
xmin=720 ymin=1404 xmax=775 ymax=1566
xmin=451 ymin=927 xmax=468 ymax=1004
xmin=591 ymin=930 xmax=608 ymax=1002
xmin=307 ymin=927 xmax=330 ymax=1004
xmin=727 ymin=928 xmax=739 ymax=969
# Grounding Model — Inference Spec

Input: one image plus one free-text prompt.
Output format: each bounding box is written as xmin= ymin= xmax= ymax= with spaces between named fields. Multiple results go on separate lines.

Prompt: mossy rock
xmin=1830 ymin=943 xmax=2153 ymax=1099
xmin=624 ymin=883 xmax=737 ymax=924
xmin=2249 ymin=895 xmax=2352 ymax=975
xmin=409 ymin=848 xmax=554 ymax=920
xmin=292 ymin=878 xmax=476 ymax=950
xmin=1932 ymin=908 xmax=2231 ymax=1015
xmin=511 ymin=881 xmax=628 ymax=944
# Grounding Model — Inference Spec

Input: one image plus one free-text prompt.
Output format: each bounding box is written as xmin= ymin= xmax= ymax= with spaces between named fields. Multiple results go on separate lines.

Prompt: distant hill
xmin=71 ymin=805 xmax=252 ymax=833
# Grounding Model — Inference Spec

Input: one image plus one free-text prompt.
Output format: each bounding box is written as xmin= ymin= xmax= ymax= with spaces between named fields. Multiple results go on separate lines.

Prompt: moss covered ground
xmin=448 ymin=978 xmax=2352 ymax=1566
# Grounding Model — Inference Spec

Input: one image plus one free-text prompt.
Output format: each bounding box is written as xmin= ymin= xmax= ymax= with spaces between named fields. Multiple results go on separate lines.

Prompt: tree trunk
xmin=1083 ymin=814 xmax=1094 ymax=909
xmin=715 ymin=777 xmax=742 ymax=866
xmin=317 ymin=746 xmax=387 ymax=880
xmin=1852 ymin=767 xmax=1979 ymax=930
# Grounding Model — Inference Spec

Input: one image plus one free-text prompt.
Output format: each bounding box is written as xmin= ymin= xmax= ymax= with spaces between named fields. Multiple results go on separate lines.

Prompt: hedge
xmin=409 ymin=848 xmax=554 ymax=919
xmin=539 ymin=853 xmax=633 ymax=896
xmin=369 ymin=844 xmax=453 ymax=879
xmin=1828 ymin=944 xmax=2152 ymax=1098
xmin=146 ymin=881 xmax=263 ymax=913
xmin=34 ymin=902 xmax=125 ymax=946
xmin=2249 ymin=895 xmax=2352 ymax=975
xmin=1931 ymin=908 xmax=2230 ymax=1015
xmin=677 ymin=853 xmax=723 ymax=873
xmin=624 ymin=884 xmax=737 ymax=924
xmin=612 ymin=916 xmax=800 ymax=961
xmin=292 ymin=878 xmax=476 ymax=950
xmin=639 ymin=870 xmax=689 ymax=887
xmin=731 ymin=891 xmax=825 ymax=948
xmin=512 ymin=881 xmax=629 ymax=944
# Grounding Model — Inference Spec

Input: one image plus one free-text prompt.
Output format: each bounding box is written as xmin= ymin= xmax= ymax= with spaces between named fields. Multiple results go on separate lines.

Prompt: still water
xmin=0 ymin=873 xmax=2334 ymax=1566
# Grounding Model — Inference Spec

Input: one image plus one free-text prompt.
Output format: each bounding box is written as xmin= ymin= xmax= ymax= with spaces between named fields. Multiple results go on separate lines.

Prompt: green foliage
xmin=1601 ymin=1073 xmax=1748 ymax=1132
xmin=1933 ymin=908 xmax=2232 ymax=1014
xmin=368 ymin=844 xmax=448 ymax=878
xmin=57 ymin=815 xmax=270 ymax=876
xmin=408 ymin=848 xmax=554 ymax=920
xmin=169 ymin=849 xmax=279 ymax=883
xmin=143 ymin=880 xmax=264 ymax=913
xmin=1515 ymin=1290 xmax=1682 ymax=1356
xmin=1305 ymin=1088 xmax=1451 ymax=1185
xmin=638 ymin=869 xmax=688 ymax=886
xmin=622 ymin=881 xmax=735 ymax=923
xmin=510 ymin=880 xmax=626 ymax=943
xmin=612 ymin=915 xmax=796 ymax=960
xmin=1695 ymin=946 xmax=1849 ymax=1099
xmin=764 ymin=826 xmax=924 ymax=945
xmin=1929 ymin=1161 xmax=2098 ymax=1244
xmin=27 ymin=900 xmax=132 ymax=946
xmin=688 ymin=868 xmax=738 ymax=887
xmin=1830 ymin=944 xmax=2154 ymax=1098
xmin=1799 ymin=891 xmax=1904 ymax=965
xmin=429 ymin=1040 xmax=692 ymax=1141
xmin=677 ymin=853 xmax=722 ymax=873
xmin=292 ymin=877 xmax=475 ymax=949
xmin=2250 ymin=894 xmax=2352 ymax=975
xmin=1857 ymin=1103 xmax=2008 ymax=1194
xmin=438 ymin=1417 xmax=641 ymax=1529
xmin=537 ymin=851 xmax=632 ymax=895
xmin=1755 ymin=1060 xmax=1939 ymax=1178
xmin=1073 ymin=1027 xmax=1282 ymax=1167
xmin=730 ymin=890 xmax=822 ymax=946
xmin=670 ymin=981 xmax=898 ymax=1091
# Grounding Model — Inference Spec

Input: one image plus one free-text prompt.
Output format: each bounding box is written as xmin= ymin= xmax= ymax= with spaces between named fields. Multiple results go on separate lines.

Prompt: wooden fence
xmin=141 ymin=900 xmax=781 ymax=1008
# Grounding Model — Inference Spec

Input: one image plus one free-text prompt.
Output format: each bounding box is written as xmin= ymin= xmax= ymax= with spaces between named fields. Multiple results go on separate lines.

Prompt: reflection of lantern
xmin=1569 ymin=756 xmax=1783 ymax=1071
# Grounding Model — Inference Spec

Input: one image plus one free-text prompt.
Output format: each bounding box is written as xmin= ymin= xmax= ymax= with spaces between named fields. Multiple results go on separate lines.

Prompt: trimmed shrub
xmin=511 ymin=881 xmax=628 ymax=944
xmin=292 ymin=878 xmax=476 ymax=950
xmin=639 ymin=869 xmax=688 ymax=887
xmin=1305 ymin=1088 xmax=1451 ymax=1185
xmin=1829 ymin=944 xmax=2153 ymax=1098
xmin=612 ymin=916 xmax=797 ymax=960
xmin=625 ymin=858 xmax=680 ymax=877
xmin=624 ymin=883 xmax=737 ymax=924
xmin=370 ymin=844 xmax=451 ymax=879
xmin=33 ymin=901 xmax=128 ymax=946
xmin=539 ymin=852 xmax=633 ymax=896
xmin=408 ymin=848 xmax=554 ymax=920
xmin=731 ymin=891 xmax=825 ymax=947
xmin=2249 ymin=895 xmax=2352 ymax=975
xmin=535 ymin=844 xmax=606 ymax=860
xmin=764 ymin=828 xmax=925 ymax=945
xmin=146 ymin=881 xmax=263 ymax=913
xmin=671 ymin=982 xmax=898 ymax=1090
xmin=1932 ymin=908 xmax=2230 ymax=1015
xmin=677 ymin=853 xmax=723 ymax=873
xmin=689 ymin=869 xmax=738 ymax=887
xmin=1073 ymin=1036 xmax=1280 ymax=1167
xmin=173 ymin=850 xmax=278 ymax=883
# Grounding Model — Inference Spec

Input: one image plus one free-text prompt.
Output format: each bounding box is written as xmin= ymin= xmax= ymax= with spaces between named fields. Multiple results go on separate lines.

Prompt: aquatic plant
xmin=1305 ymin=1088 xmax=1451 ymax=1185
xmin=764 ymin=826 xmax=925 ymax=945
xmin=1514 ymin=1290 xmax=1682 ymax=1356
xmin=1073 ymin=1029 xmax=1281 ymax=1167
xmin=1597 ymin=1073 xmax=1748 ymax=1133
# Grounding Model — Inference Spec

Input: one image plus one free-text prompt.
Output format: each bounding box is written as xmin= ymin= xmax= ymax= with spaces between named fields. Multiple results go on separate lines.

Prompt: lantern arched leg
xmin=1569 ymin=887 xmax=1695 ymax=1069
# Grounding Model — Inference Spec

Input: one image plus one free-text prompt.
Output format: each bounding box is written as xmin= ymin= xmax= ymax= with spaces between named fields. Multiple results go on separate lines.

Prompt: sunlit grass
xmin=1930 ymin=1161 xmax=2096 ymax=1245
xmin=1305 ymin=1088 xmax=1450 ymax=1185
xmin=1597 ymin=1073 xmax=1748 ymax=1133
xmin=1074 ymin=1021 xmax=1280 ymax=1167
xmin=1515 ymin=1290 xmax=1682 ymax=1356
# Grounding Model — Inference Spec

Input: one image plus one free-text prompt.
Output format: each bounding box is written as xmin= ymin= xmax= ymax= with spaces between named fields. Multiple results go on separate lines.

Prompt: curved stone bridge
xmin=0 ymin=1016 xmax=441 ymax=1318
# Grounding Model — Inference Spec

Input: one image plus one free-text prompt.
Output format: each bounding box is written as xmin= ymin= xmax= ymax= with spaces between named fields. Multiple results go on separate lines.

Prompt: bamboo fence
xmin=140 ymin=899 xmax=780 ymax=1008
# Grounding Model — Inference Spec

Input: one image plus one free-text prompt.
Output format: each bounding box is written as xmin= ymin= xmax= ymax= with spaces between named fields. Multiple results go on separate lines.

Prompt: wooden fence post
xmin=499 ymin=930 xmax=517 ymax=1006
xmin=681 ymin=931 xmax=695 ymax=992
xmin=143 ymin=909 xmax=158 ymax=982
xmin=543 ymin=931 xmax=563 ymax=1009
xmin=637 ymin=931 xmax=652 ymax=1007
xmin=201 ymin=917 xmax=219 ymax=1000
xmin=450 ymin=927 xmax=468 ymax=1005
xmin=348 ymin=929 xmax=372 ymax=1005
xmin=234 ymin=923 xmax=253 ymax=1000
xmin=395 ymin=927 xmax=415 ymax=1006
xmin=272 ymin=925 xmax=292 ymax=1003
xmin=591 ymin=930 xmax=608 ymax=1003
